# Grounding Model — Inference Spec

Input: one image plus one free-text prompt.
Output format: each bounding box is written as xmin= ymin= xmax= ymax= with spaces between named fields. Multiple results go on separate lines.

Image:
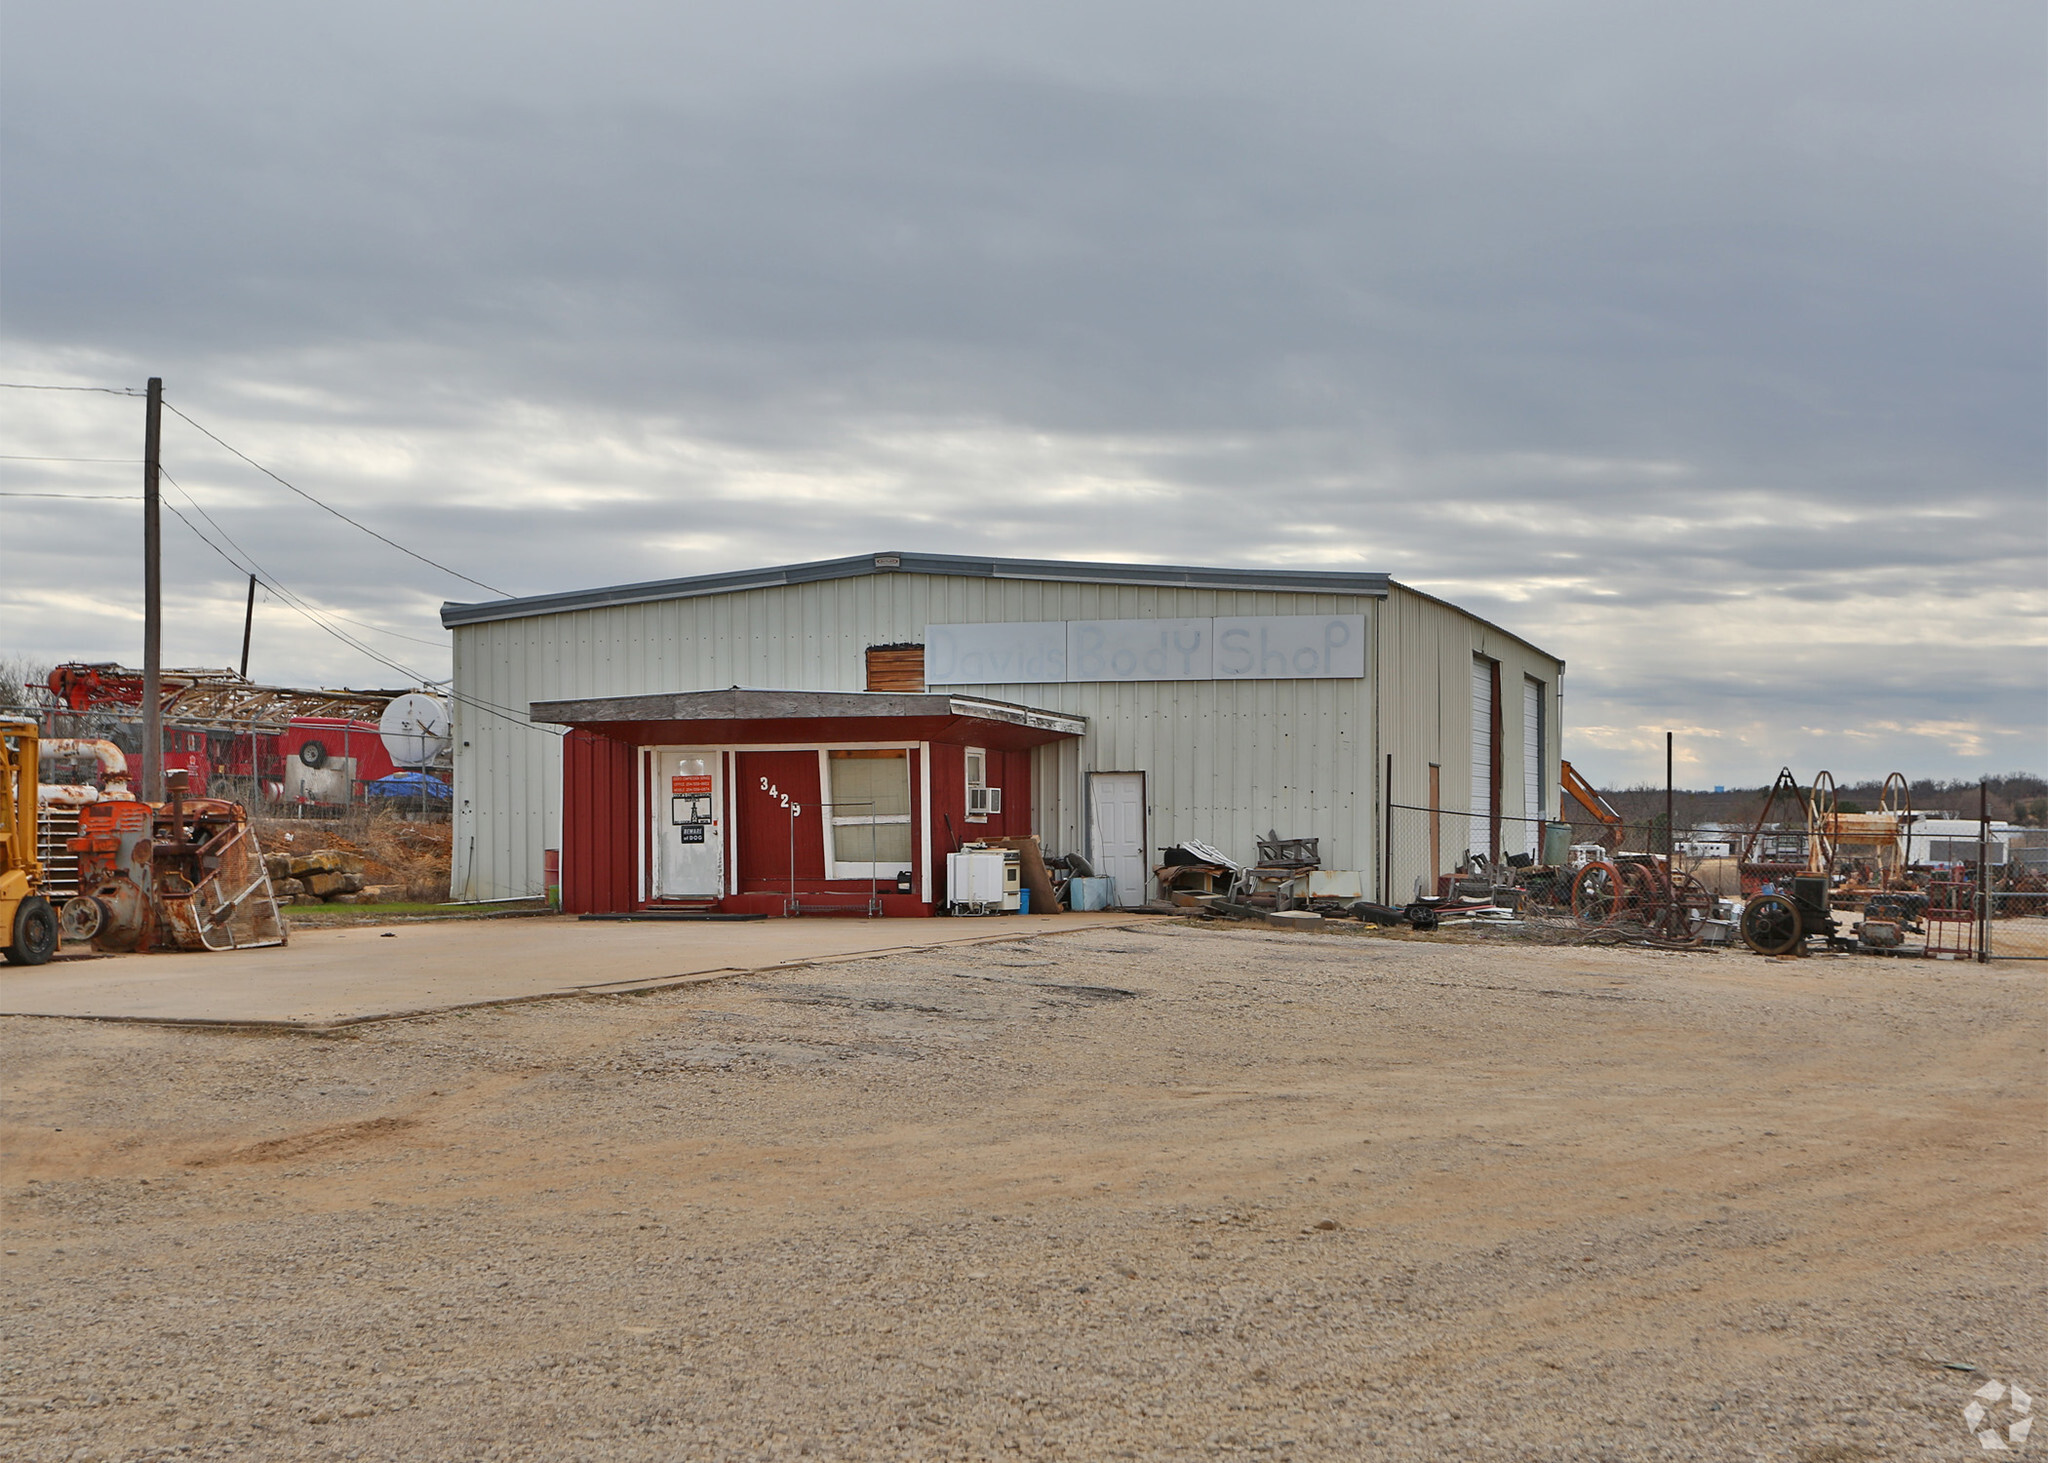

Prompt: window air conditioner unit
xmin=968 ymin=786 xmax=1003 ymax=816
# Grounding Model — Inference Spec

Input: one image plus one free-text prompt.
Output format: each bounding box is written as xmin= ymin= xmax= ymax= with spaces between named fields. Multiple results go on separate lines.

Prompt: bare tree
xmin=0 ymin=655 xmax=52 ymax=714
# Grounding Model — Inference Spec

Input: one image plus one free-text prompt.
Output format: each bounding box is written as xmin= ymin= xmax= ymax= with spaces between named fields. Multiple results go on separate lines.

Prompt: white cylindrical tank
xmin=379 ymin=693 xmax=452 ymax=769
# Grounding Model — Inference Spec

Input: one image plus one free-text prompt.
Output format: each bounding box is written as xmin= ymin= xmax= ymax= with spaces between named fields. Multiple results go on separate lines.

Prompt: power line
xmin=0 ymin=382 xmax=147 ymax=396
xmin=3 ymin=379 xmax=542 ymax=733
xmin=158 ymin=398 xmax=510 ymax=597
xmin=156 ymin=468 xmax=556 ymax=736
xmin=319 ymin=609 xmax=453 ymax=651
xmin=0 ymin=454 xmax=143 ymax=463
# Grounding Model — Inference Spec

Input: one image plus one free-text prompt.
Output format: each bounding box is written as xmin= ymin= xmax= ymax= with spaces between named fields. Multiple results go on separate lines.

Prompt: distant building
xmin=1906 ymin=818 xmax=2027 ymax=867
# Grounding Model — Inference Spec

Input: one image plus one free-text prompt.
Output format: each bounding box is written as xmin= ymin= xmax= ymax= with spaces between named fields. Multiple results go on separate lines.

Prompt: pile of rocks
xmin=262 ymin=849 xmax=402 ymax=906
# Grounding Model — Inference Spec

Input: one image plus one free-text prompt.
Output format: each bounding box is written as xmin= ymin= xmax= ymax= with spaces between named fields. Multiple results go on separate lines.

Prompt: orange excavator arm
xmin=1559 ymin=759 xmax=1623 ymax=848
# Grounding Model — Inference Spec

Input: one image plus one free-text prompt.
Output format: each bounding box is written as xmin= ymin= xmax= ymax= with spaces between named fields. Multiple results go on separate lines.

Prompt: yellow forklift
xmin=2 ymin=715 xmax=59 ymax=965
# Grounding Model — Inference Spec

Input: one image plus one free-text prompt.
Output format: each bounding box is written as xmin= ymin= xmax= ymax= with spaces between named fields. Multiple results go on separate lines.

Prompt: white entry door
xmin=652 ymin=751 xmax=723 ymax=900
xmin=1088 ymin=771 xmax=1147 ymax=908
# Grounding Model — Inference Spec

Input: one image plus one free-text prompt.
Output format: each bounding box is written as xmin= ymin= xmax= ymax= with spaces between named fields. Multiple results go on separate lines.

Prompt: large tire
xmin=4 ymin=896 xmax=58 ymax=966
xmin=299 ymin=740 xmax=328 ymax=769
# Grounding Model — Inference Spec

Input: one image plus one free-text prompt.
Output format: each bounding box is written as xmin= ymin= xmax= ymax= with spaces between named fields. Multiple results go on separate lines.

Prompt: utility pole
xmin=239 ymin=572 xmax=257 ymax=679
xmin=142 ymin=377 xmax=164 ymax=803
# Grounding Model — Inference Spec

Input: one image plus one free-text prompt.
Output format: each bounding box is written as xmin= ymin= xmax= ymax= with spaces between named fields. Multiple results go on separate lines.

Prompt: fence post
xmin=1978 ymin=780 xmax=1991 ymax=962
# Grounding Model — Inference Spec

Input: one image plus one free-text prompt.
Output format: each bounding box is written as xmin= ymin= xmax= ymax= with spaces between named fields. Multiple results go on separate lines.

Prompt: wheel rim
xmin=1671 ymin=873 xmax=1715 ymax=939
xmin=1574 ymin=863 xmax=1622 ymax=925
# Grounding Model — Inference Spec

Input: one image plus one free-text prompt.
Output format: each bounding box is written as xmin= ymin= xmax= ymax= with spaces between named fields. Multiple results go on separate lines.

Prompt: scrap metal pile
xmin=7 ymin=716 xmax=288 ymax=962
xmin=62 ymin=771 xmax=287 ymax=952
xmin=1145 ymin=761 xmax=2032 ymax=958
xmin=1162 ymin=831 xmax=1536 ymax=937
xmin=45 ymin=662 xmax=401 ymax=729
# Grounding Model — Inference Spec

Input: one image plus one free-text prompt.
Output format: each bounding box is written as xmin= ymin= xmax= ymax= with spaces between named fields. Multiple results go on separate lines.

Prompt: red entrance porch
xmin=533 ymin=689 xmax=1085 ymax=916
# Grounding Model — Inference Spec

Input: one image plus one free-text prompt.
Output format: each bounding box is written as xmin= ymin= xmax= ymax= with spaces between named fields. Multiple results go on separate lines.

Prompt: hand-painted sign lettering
xmin=924 ymin=615 xmax=1366 ymax=684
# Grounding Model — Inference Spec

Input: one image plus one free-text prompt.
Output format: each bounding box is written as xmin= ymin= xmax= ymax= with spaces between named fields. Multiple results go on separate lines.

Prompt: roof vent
xmin=873 ymin=554 xmax=902 ymax=569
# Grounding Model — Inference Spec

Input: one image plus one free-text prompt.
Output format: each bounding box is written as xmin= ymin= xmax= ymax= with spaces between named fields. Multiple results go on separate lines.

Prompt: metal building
xmin=439 ymin=551 xmax=1565 ymax=914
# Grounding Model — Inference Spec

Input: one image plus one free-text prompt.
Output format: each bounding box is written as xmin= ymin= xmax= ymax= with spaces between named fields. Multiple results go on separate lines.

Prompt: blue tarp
xmin=364 ymin=771 xmax=452 ymax=800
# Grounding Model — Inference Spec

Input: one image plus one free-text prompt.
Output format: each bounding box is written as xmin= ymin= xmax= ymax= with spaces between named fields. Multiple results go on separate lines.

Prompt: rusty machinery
xmin=1735 ymin=870 xmax=1910 ymax=957
xmin=1569 ymin=853 xmax=1715 ymax=941
xmin=1737 ymin=872 xmax=1848 ymax=956
xmin=3 ymin=717 xmax=59 ymax=965
xmin=1737 ymin=767 xmax=1820 ymax=898
xmin=1820 ymin=772 xmax=1914 ymax=897
xmin=1734 ymin=769 xmax=1917 ymax=956
xmin=60 ymin=770 xmax=287 ymax=953
xmin=1559 ymin=760 xmax=1623 ymax=849
xmin=1736 ymin=768 xmax=1909 ymax=894
xmin=1506 ymin=764 xmax=1706 ymax=936
xmin=45 ymin=662 xmax=402 ymax=727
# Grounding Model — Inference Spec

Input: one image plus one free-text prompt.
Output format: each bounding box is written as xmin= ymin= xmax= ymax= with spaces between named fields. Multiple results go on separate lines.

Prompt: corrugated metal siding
xmin=453 ymin=570 xmax=1557 ymax=902
xmin=1377 ymin=585 xmax=1563 ymax=901
xmin=561 ymin=730 xmax=635 ymax=913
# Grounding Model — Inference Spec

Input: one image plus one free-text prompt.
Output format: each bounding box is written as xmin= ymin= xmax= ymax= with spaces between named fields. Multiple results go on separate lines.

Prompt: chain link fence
xmin=1987 ymin=838 xmax=2048 ymax=959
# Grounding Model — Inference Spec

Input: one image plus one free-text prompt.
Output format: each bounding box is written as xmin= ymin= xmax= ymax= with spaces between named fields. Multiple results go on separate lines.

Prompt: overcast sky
xmin=3 ymin=1 xmax=2041 ymax=787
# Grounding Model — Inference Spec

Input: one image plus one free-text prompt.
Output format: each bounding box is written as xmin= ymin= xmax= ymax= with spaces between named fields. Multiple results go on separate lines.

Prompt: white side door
xmin=1088 ymin=771 xmax=1147 ymax=908
xmin=652 ymin=751 xmax=723 ymax=900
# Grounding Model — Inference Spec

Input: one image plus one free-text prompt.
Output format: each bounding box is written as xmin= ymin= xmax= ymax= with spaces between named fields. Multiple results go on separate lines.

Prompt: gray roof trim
xmin=531 ymin=687 xmax=1087 ymax=737
xmin=442 ymin=551 xmax=1393 ymax=628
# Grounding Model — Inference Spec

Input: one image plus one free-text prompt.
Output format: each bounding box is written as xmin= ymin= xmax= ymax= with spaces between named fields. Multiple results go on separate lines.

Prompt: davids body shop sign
xmin=924 ymin=615 xmax=1366 ymax=685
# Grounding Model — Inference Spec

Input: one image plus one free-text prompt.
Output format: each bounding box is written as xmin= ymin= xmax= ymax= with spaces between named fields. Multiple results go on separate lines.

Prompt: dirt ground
xmin=2 ymin=923 xmax=2042 ymax=1462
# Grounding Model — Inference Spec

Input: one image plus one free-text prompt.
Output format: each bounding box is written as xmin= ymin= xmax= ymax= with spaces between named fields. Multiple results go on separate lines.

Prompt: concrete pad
xmin=0 ymin=912 xmax=1158 ymax=1029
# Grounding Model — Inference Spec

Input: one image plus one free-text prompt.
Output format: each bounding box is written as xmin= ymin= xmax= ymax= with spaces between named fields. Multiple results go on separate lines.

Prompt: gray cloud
xmin=3 ymin=1 xmax=2041 ymax=784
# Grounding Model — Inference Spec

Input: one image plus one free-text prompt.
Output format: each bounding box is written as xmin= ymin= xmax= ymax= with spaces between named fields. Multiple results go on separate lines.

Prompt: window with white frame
xmin=964 ymin=747 xmax=998 ymax=822
xmin=823 ymin=749 xmax=913 ymax=877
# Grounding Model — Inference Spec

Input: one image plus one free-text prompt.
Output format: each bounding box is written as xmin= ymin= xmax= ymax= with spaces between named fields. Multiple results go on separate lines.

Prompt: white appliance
xmin=947 ymin=847 xmax=1021 ymax=915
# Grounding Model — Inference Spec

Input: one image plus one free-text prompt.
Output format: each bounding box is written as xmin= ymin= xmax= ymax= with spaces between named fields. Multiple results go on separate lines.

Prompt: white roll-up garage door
xmin=1471 ymin=656 xmax=1493 ymax=860
xmin=1522 ymin=677 xmax=1543 ymax=857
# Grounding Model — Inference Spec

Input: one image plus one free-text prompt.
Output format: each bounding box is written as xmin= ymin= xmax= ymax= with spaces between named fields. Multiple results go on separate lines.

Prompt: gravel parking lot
xmin=3 ymin=922 xmax=2042 ymax=1461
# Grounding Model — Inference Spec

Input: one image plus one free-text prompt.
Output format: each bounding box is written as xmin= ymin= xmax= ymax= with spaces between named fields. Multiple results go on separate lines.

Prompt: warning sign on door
xmin=671 ymin=775 xmax=713 ymax=796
